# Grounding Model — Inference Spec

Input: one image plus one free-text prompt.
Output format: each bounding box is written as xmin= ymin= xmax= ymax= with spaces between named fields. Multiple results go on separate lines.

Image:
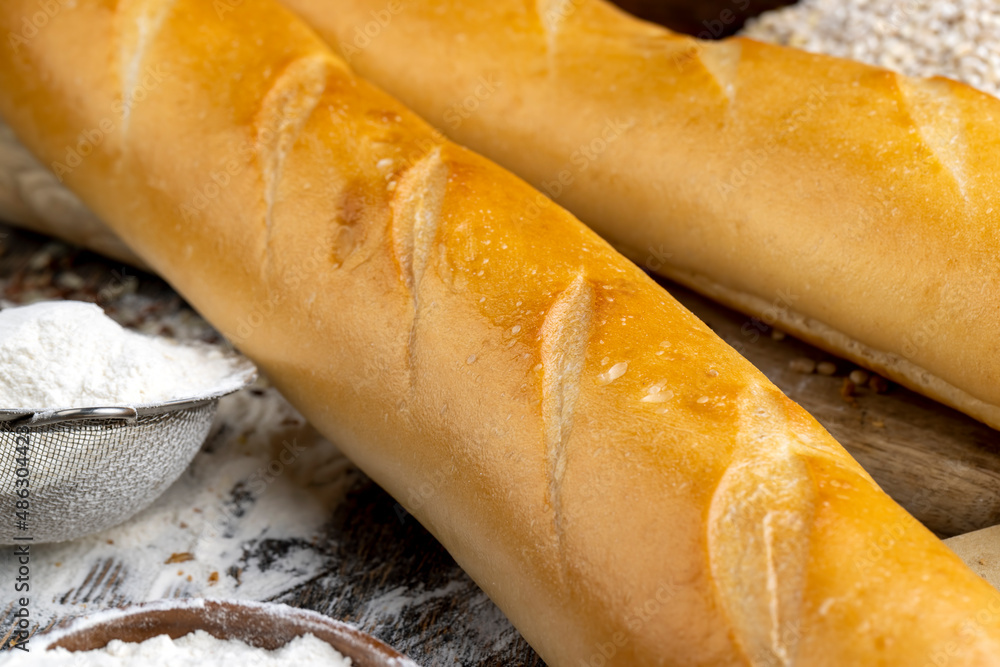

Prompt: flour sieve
xmin=0 ymin=359 xmax=256 ymax=544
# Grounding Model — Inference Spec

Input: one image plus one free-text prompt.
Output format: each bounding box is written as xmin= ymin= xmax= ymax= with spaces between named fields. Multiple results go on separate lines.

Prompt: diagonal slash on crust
xmin=539 ymin=273 xmax=594 ymax=550
xmin=708 ymin=388 xmax=817 ymax=666
xmin=391 ymin=147 xmax=449 ymax=383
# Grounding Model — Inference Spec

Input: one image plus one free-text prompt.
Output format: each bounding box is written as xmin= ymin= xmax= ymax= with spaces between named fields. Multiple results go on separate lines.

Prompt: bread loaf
xmin=275 ymin=0 xmax=1000 ymax=432
xmin=3 ymin=1 xmax=1000 ymax=664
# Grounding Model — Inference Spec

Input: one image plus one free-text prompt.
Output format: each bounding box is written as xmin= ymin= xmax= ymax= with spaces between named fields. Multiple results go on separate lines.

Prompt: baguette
xmin=273 ymin=0 xmax=1000 ymax=431
xmin=3 ymin=1 xmax=1000 ymax=664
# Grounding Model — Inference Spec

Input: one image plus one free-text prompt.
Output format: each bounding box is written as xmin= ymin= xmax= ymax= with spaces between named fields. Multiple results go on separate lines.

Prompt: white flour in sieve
xmin=1 ymin=630 xmax=352 ymax=666
xmin=0 ymin=300 xmax=247 ymax=409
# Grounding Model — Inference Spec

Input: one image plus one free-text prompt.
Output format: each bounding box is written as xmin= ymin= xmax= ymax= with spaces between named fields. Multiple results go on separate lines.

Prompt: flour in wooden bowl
xmin=2 ymin=630 xmax=352 ymax=666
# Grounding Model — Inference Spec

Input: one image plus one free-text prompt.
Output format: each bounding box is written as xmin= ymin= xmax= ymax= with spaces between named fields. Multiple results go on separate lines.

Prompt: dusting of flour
xmin=0 ymin=301 xmax=247 ymax=409
xmin=2 ymin=630 xmax=351 ymax=666
xmin=0 ymin=384 xmax=362 ymax=627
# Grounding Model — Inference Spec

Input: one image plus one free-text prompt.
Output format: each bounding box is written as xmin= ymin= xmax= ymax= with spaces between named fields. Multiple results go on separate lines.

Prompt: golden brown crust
xmin=3 ymin=1 xmax=1000 ymax=664
xmin=278 ymin=0 xmax=1000 ymax=430
xmin=625 ymin=257 xmax=1000 ymax=430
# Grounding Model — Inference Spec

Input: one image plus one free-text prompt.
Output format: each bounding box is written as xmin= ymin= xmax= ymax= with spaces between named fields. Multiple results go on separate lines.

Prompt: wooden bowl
xmin=37 ymin=599 xmax=418 ymax=666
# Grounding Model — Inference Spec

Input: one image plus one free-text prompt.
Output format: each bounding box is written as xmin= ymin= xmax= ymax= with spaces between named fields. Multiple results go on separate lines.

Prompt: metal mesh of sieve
xmin=0 ymin=402 xmax=217 ymax=544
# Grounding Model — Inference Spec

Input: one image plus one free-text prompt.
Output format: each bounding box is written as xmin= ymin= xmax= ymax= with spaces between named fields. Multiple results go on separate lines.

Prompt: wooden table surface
xmin=1 ymin=222 xmax=998 ymax=666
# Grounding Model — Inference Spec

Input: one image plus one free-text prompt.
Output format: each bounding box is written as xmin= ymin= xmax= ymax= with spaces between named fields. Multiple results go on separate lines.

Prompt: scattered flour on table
xmin=2 ymin=630 xmax=351 ymax=666
xmin=0 ymin=384 xmax=361 ymax=624
xmin=0 ymin=300 xmax=247 ymax=409
xmin=742 ymin=0 xmax=1000 ymax=98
